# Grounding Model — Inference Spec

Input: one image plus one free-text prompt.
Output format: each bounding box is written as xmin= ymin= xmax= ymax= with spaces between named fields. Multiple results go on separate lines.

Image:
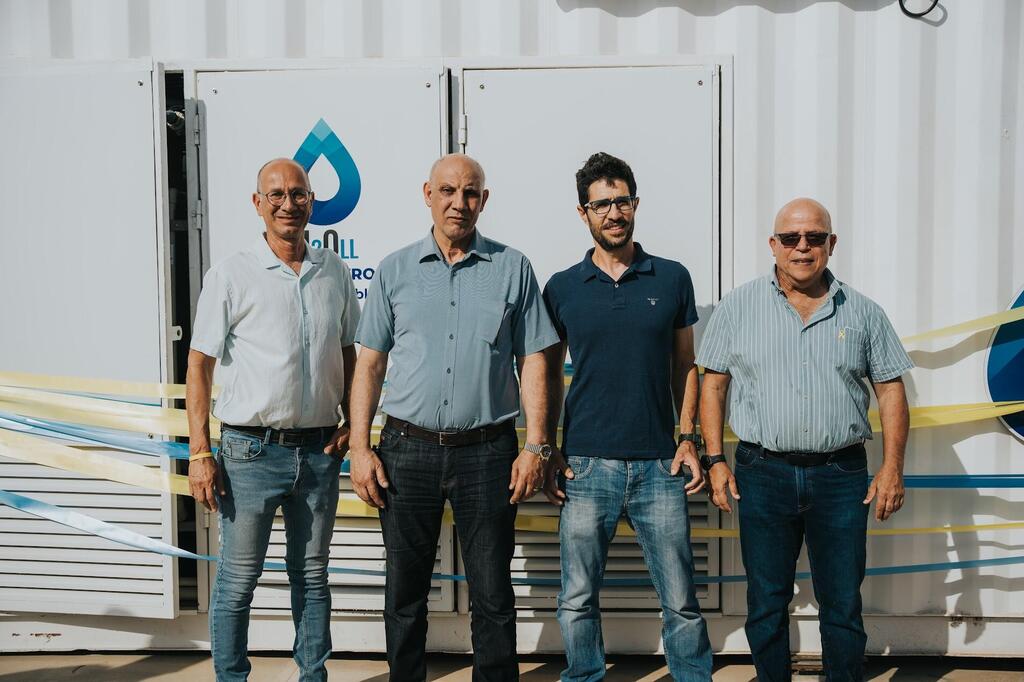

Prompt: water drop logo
xmin=986 ymin=285 xmax=1024 ymax=442
xmin=293 ymin=118 xmax=361 ymax=226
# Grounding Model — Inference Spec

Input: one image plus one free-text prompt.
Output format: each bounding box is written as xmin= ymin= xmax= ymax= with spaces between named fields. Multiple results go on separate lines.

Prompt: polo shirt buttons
xmin=444 ymin=400 xmax=449 ymax=405
xmin=614 ymin=283 xmax=619 ymax=288
xmin=449 ymin=334 xmax=454 ymax=340
xmin=450 ymin=300 xmax=456 ymax=306
xmin=446 ymin=368 xmax=451 ymax=374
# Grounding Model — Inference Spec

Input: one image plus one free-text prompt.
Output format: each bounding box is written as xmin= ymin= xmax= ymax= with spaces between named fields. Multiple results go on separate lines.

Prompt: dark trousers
xmin=376 ymin=421 xmax=520 ymax=682
xmin=734 ymin=442 xmax=870 ymax=682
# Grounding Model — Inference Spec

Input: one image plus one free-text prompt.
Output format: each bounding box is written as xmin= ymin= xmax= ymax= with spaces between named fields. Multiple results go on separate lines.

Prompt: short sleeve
xmin=695 ymin=297 xmax=733 ymax=373
xmin=673 ymin=266 xmax=699 ymax=329
xmin=542 ymin=278 xmax=567 ymax=341
xmin=354 ymin=262 xmax=395 ymax=353
xmin=337 ymin=263 xmax=361 ymax=347
xmin=512 ymin=257 xmax=560 ymax=356
xmin=866 ymin=304 xmax=914 ymax=382
xmin=190 ymin=267 xmax=232 ymax=359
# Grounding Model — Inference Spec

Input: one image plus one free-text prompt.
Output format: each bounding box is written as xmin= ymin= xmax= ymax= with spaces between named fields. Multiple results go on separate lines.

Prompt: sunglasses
xmin=774 ymin=231 xmax=831 ymax=248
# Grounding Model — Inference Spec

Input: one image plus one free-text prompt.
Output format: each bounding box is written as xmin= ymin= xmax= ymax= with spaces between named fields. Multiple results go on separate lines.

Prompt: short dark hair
xmin=575 ymin=152 xmax=637 ymax=206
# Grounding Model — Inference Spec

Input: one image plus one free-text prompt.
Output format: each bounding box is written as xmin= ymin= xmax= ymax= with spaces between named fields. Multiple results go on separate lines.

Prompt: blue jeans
xmin=210 ymin=427 xmax=342 ymax=682
xmin=734 ymin=442 xmax=869 ymax=682
xmin=557 ymin=456 xmax=712 ymax=682
xmin=376 ymin=422 xmax=520 ymax=682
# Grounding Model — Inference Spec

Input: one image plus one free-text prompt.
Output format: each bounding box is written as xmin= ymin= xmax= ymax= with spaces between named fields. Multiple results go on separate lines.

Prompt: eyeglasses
xmin=259 ymin=189 xmax=312 ymax=207
xmin=774 ymin=231 xmax=831 ymax=248
xmin=583 ymin=195 xmax=637 ymax=215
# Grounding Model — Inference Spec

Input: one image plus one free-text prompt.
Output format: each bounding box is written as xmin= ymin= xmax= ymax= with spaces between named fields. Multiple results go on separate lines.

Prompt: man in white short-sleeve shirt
xmin=187 ymin=158 xmax=360 ymax=681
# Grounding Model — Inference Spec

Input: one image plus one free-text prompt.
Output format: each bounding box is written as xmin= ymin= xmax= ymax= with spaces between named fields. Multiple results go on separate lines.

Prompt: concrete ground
xmin=1 ymin=654 xmax=1023 ymax=681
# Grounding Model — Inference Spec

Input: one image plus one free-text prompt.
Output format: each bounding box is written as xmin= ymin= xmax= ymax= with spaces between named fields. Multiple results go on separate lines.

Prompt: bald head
xmin=429 ymin=153 xmax=486 ymax=187
xmin=256 ymin=158 xmax=310 ymax=192
xmin=773 ymin=197 xmax=832 ymax=234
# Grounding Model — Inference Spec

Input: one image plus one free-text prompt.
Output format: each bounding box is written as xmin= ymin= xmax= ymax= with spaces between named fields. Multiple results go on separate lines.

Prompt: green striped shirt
xmin=696 ymin=268 xmax=912 ymax=452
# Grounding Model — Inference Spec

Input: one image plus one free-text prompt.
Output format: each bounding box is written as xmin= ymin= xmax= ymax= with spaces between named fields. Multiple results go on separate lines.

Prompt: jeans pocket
xmin=656 ymin=457 xmax=678 ymax=477
xmin=830 ymin=454 xmax=868 ymax=473
xmin=734 ymin=443 xmax=759 ymax=468
xmin=485 ymin=430 xmax=519 ymax=456
xmin=219 ymin=433 xmax=263 ymax=462
xmin=566 ymin=455 xmax=595 ymax=481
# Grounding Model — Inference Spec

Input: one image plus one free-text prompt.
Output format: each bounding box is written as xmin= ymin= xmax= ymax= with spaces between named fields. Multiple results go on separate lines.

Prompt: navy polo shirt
xmin=542 ymin=245 xmax=699 ymax=459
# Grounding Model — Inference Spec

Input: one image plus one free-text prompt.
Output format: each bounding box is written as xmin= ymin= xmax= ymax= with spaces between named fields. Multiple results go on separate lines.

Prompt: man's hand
xmin=509 ymin=449 xmax=546 ymax=504
xmin=323 ymin=424 xmax=352 ymax=457
xmin=671 ymin=441 xmax=705 ymax=495
xmin=542 ymin=448 xmax=575 ymax=506
xmin=864 ymin=465 xmax=905 ymax=521
xmin=708 ymin=462 xmax=740 ymax=513
xmin=350 ymin=445 xmax=389 ymax=509
xmin=189 ymin=457 xmax=224 ymax=512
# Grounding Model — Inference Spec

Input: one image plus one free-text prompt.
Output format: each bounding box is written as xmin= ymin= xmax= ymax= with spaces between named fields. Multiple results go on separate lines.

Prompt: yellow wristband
xmin=189 ymin=451 xmax=214 ymax=462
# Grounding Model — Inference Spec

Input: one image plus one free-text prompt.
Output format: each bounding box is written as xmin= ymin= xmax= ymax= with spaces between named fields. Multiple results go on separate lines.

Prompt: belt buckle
xmin=438 ymin=430 xmax=458 ymax=446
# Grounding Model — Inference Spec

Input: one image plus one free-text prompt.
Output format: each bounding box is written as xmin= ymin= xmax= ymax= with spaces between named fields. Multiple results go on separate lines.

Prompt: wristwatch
xmin=678 ymin=431 xmax=704 ymax=450
xmin=524 ymin=442 xmax=553 ymax=462
xmin=700 ymin=454 xmax=728 ymax=471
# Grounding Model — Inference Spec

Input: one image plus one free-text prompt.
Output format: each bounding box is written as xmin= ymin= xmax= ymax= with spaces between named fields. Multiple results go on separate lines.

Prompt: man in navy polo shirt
xmin=542 ymin=152 xmax=713 ymax=681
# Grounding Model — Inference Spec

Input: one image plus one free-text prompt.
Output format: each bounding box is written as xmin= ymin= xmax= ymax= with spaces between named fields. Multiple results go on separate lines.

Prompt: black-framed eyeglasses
xmin=583 ymin=195 xmax=637 ymax=215
xmin=259 ymin=189 xmax=312 ymax=206
xmin=774 ymin=231 xmax=831 ymax=248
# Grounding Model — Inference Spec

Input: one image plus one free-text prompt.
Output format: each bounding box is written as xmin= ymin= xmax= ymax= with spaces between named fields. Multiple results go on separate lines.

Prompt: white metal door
xmin=461 ymin=65 xmax=721 ymax=613
xmin=0 ymin=61 xmax=177 ymax=618
xmin=195 ymin=65 xmax=455 ymax=614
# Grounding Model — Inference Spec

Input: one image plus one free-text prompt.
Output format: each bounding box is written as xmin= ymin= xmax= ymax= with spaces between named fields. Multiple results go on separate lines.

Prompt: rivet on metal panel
xmin=698 ymin=80 xmax=703 ymax=86
xmin=212 ymin=89 xmax=218 ymax=94
xmin=137 ymin=80 xmax=143 ymax=86
xmin=479 ymin=84 xmax=485 ymax=90
xmin=426 ymin=82 xmax=432 ymax=88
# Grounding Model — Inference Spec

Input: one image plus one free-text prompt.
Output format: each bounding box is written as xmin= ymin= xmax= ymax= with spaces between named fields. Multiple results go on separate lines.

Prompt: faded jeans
xmin=210 ymin=427 xmax=341 ymax=682
xmin=557 ymin=456 xmax=712 ymax=681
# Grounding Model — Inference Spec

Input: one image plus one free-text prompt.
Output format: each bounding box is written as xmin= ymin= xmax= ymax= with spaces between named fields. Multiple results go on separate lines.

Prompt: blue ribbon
xmin=3 ymin=489 xmax=1023 ymax=587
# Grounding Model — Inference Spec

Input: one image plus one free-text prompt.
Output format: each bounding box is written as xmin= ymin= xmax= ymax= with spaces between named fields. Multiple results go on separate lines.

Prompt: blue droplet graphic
xmin=987 ymin=286 xmax=1024 ymax=441
xmin=294 ymin=118 xmax=361 ymax=226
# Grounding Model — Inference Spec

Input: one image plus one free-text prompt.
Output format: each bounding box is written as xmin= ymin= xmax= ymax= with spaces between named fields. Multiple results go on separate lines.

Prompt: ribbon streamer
xmin=900 ymin=306 xmax=1024 ymax=345
xmin=3 ymin=489 xmax=1022 ymax=587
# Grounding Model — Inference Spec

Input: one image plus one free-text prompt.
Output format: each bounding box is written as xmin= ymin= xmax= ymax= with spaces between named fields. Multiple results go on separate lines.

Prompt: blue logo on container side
xmin=293 ymin=118 xmax=361 ymax=226
xmin=986 ymin=285 xmax=1024 ymax=442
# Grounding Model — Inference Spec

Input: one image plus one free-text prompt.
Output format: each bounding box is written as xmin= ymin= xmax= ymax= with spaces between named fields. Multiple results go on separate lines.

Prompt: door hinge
xmin=458 ymin=114 xmax=468 ymax=146
xmin=192 ymin=103 xmax=202 ymax=146
xmin=191 ymin=199 xmax=204 ymax=227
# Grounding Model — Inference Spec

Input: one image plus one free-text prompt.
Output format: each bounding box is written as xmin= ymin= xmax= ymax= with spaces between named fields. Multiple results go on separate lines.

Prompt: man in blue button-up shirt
xmin=348 ymin=154 xmax=559 ymax=680
xmin=698 ymin=198 xmax=912 ymax=681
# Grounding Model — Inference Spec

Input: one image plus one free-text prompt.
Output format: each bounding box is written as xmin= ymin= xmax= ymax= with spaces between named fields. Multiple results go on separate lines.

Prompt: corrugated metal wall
xmin=2 ymin=0 xmax=1022 ymax=621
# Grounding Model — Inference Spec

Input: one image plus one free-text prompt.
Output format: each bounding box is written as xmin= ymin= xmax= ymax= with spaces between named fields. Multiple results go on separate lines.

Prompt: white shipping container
xmin=0 ymin=0 xmax=1022 ymax=659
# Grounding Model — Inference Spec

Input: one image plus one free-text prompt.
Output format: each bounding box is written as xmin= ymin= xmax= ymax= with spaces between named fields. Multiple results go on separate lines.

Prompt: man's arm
xmin=324 ymin=344 xmax=358 ymax=456
xmin=541 ymin=342 xmax=574 ymax=505
xmin=348 ymin=347 xmax=390 ymax=508
xmin=865 ymin=377 xmax=909 ymax=522
xmin=670 ymin=326 xmax=704 ymax=493
xmin=700 ymin=369 xmax=740 ymax=512
xmin=510 ymin=350 xmax=551 ymax=504
xmin=186 ymin=349 xmax=222 ymax=512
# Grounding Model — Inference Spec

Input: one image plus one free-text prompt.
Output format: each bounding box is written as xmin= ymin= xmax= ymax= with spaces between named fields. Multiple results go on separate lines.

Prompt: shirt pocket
xmin=477 ymin=300 xmax=513 ymax=348
xmin=834 ymin=326 xmax=867 ymax=374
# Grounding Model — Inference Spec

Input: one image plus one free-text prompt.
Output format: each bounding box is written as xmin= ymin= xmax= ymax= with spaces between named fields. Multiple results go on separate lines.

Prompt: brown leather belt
xmin=222 ymin=423 xmax=336 ymax=448
xmin=384 ymin=416 xmax=515 ymax=447
xmin=741 ymin=441 xmax=865 ymax=467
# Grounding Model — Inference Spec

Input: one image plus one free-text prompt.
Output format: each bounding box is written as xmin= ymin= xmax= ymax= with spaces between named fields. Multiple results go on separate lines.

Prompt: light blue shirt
xmin=696 ymin=268 xmax=913 ymax=452
xmin=191 ymin=237 xmax=361 ymax=429
xmin=356 ymin=229 xmax=559 ymax=431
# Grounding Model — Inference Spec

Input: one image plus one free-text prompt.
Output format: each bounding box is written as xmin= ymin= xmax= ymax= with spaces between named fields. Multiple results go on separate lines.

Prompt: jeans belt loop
xmin=262 ymin=428 xmax=272 ymax=446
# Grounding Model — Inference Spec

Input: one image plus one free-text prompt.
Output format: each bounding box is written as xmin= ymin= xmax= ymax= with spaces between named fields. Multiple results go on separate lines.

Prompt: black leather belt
xmin=222 ymin=423 xmax=336 ymax=447
xmin=385 ymin=416 xmax=514 ymax=447
xmin=741 ymin=441 xmax=865 ymax=467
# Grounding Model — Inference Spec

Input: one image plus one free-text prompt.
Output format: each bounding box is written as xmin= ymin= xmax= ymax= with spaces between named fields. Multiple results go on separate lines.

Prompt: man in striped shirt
xmin=697 ymin=198 xmax=912 ymax=682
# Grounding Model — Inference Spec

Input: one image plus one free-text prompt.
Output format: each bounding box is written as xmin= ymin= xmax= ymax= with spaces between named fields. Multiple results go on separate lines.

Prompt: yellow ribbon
xmin=900 ymin=306 xmax=1024 ymax=345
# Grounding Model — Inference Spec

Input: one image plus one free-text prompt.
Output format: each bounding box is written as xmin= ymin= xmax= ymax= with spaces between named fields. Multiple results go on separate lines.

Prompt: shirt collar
xmin=417 ymin=227 xmax=493 ymax=264
xmin=251 ymin=235 xmax=322 ymax=269
xmin=769 ymin=266 xmax=841 ymax=298
xmin=578 ymin=243 xmax=652 ymax=282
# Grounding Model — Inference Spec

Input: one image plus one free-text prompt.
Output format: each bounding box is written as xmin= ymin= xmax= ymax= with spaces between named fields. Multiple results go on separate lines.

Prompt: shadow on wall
xmin=555 ymin=0 xmax=948 ymax=27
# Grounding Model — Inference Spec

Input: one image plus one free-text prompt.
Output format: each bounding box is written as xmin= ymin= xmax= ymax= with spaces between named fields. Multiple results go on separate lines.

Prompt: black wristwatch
xmin=678 ymin=432 xmax=704 ymax=450
xmin=700 ymin=454 xmax=728 ymax=471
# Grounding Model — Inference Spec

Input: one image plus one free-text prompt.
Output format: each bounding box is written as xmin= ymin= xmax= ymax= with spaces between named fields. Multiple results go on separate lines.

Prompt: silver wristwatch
xmin=524 ymin=442 xmax=553 ymax=462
